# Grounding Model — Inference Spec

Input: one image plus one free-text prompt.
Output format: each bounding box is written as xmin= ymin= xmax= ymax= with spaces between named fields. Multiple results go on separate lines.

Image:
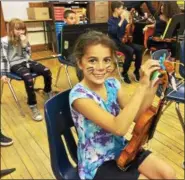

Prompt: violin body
xmin=122 ymin=23 xmax=135 ymax=44
xmin=117 ymin=106 xmax=157 ymax=169
xmin=117 ymin=60 xmax=171 ymax=170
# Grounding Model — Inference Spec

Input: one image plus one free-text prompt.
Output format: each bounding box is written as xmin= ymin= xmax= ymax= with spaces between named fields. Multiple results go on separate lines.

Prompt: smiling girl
xmin=69 ymin=30 xmax=176 ymax=180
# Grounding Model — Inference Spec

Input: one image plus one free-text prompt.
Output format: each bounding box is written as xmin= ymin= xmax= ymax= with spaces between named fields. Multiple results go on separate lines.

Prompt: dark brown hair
xmin=111 ymin=1 xmax=124 ymax=12
xmin=72 ymin=30 xmax=118 ymax=81
xmin=162 ymin=1 xmax=181 ymax=20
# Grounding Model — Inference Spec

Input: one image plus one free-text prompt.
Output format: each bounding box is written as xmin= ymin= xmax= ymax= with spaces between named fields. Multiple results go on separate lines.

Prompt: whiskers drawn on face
xmin=86 ymin=67 xmax=94 ymax=74
xmin=106 ymin=65 xmax=113 ymax=73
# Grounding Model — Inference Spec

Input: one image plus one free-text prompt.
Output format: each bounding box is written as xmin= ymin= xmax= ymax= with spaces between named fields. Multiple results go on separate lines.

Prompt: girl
xmin=1 ymin=18 xmax=53 ymax=121
xmin=69 ymin=31 xmax=176 ymax=179
xmin=143 ymin=1 xmax=181 ymax=57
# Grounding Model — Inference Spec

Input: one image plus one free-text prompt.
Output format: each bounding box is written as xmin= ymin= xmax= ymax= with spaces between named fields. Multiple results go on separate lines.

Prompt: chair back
xmin=151 ymin=49 xmax=170 ymax=60
xmin=144 ymin=26 xmax=155 ymax=48
xmin=44 ymin=89 xmax=79 ymax=179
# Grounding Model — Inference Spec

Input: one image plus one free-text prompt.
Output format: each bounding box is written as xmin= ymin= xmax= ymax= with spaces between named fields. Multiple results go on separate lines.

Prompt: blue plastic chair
xmin=1 ymin=72 xmax=39 ymax=117
xmin=44 ymin=89 xmax=80 ymax=179
xmin=55 ymin=55 xmax=74 ymax=88
xmin=151 ymin=49 xmax=185 ymax=133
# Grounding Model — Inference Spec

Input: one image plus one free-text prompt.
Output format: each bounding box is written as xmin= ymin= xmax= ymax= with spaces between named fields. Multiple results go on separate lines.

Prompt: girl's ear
xmin=77 ymin=59 xmax=83 ymax=70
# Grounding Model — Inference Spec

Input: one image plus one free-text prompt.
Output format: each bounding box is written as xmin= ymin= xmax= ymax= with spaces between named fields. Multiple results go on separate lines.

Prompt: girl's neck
xmin=113 ymin=12 xmax=119 ymax=18
xmin=81 ymin=78 xmax=105 ymax=92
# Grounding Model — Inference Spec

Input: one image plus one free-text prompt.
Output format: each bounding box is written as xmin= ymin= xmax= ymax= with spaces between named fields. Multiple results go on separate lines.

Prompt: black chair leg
xmin=0 ymin=168 xmax=16 ymax=178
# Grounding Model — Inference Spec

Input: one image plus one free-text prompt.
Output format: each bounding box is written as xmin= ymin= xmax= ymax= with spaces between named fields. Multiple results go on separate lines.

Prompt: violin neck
xmin=148 ymin=87 xmax=168 ymax=140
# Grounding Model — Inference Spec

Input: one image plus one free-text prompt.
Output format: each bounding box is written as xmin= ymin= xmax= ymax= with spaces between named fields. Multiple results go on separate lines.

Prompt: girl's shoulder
xmin=69 ymin=83 xmax=94 ymax=102
xmin=105 ymin=77 xmax=121 ymax=90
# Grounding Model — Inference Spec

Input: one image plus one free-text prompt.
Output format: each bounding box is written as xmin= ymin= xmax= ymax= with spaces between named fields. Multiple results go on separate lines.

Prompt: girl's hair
xmin=72 ymin=30 xmax=118 ymax=81
xmin=8 ymin=18 xmax=27 ymax=46
xmin=111 ymin=1 xmax=124 ymax=12
xmin=163 ymin=1 xmax=181 ymax=20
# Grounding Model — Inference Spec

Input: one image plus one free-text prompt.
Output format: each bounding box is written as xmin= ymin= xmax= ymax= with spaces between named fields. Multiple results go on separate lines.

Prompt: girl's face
xmin=78 ymin=44 xmax=113 ymax=85
xmin=14 ymin=28 xmax=25 ymax=37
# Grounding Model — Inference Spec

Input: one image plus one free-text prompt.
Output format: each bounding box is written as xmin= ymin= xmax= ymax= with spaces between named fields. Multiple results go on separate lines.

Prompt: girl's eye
xmin=104 ymin=58 xmax=111 ymax=63
xmin=88 ymin=59 xmax=97 ymax=64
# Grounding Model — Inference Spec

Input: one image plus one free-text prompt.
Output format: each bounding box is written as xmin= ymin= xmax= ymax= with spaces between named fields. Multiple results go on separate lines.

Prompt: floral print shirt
xmin=69 ymin=78 xmax=126 ymax=179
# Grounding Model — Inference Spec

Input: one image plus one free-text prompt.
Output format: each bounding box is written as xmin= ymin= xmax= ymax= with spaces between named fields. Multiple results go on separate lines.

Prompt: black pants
xmin=94 ymin=150 xmax=151 ymax=180
xmin=118 ymin=43 xmax=143 ymax=76
xmin=11 ymin=61 xmax=52 ymax=106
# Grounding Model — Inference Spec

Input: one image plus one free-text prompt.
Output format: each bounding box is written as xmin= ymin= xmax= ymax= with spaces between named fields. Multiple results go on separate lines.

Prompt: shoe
xmin=44 ymin=91 xmax=54 ymax=100
xmin=133 ymin=71 xmax=140 ymax=82
xmin=0 ymin=132 xmax=13 ymax=146
xmin=30 ymin=105 xmax=43 ymax=121
xmin=122 ymin=74 xmax=131 ymax=84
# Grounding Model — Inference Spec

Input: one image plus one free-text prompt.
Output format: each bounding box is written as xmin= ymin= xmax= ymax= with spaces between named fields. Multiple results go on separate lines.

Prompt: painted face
xmin=65 ymin=13 xmax=77 ymax=25
xmin=78 ymin=44 xmax=113 ymax=85
xmin=14 ymin=28 xmax=25 ymax=37
xmin=116 ymin=5 xmax=124 ymax=16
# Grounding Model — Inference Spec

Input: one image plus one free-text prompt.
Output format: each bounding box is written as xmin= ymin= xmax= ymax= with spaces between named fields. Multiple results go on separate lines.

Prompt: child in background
xmin=1 ymin=18 xmax=53 ymax=121
xmin=69 ymin=30 xmax=176 ymax=179
xmin=57 ymin=10 xmax=79 ymax=54
xmin=64 ymin=9 xmax=80 ymax=25
xmin=108 ymin=1 xmax=143 ymax=84
xmin=143 ymin=1 xmax=181 ymax=57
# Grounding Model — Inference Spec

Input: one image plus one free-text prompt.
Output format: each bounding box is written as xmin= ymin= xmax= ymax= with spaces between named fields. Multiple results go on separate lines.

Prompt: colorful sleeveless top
xmin=69 ymin=78 xmax=126 ymax=179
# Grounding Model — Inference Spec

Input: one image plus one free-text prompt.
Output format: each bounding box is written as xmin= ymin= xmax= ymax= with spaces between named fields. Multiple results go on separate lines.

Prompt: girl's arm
xmin=20 ymin=35 xmax=31 ymax=58
xmin=22 ymin=42 xmax=31 ymax=58
xmin=73 ymin=60 xmax=160 ymax=136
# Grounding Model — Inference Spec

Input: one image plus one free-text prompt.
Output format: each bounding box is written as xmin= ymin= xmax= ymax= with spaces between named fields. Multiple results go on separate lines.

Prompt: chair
xmin=0 ymin=168 xmax=16 ymax=178
xmin=55 ymin=56 xmax=74 ymax=88
xmin=143 ymin=26 xmax=155 ymax=56
xmin=44 ymin=89 xmax=80 ymax=179
xmin=1 ymin=72 xmax=39 ymax=117
xmin=55 ymin=29 xmax=74 ymax=88
xmin=151 ymin=49 xmax=184 ymax=133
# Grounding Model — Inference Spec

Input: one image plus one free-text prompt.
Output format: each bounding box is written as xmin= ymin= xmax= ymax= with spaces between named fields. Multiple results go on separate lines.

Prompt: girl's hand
xmin=20 ymin=34 xmax=28 ymax=47
xmin=1 ymin=75 xmax=9 ymax=83
xmin=139 ymin=59 xmax=161 ymax=88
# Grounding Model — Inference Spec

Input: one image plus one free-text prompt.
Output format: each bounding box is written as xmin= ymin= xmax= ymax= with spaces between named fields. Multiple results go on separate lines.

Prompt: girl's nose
xmin=96 ymin=62 xmax=105 ymax=70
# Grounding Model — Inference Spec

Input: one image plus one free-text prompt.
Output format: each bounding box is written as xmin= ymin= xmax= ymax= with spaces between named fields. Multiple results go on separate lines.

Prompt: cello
xmin=116 ymin=57 xmax=175 ymax=170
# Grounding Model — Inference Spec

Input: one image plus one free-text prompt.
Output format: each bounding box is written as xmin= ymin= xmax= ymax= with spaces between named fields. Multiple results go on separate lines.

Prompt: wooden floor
xmin=1 ymin=51 xmax=184 ymax=179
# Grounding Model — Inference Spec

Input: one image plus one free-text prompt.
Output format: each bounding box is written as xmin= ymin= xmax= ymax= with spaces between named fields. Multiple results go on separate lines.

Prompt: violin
xmin=116 ymin=57 xmax=175 ymax=170
xmin=121 ymin=9 xmax=135 ymax=44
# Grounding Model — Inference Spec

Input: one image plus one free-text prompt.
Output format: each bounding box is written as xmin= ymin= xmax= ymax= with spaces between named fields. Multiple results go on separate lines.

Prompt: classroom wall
xmin=1 ymin=1 xmax=47 ymax=45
